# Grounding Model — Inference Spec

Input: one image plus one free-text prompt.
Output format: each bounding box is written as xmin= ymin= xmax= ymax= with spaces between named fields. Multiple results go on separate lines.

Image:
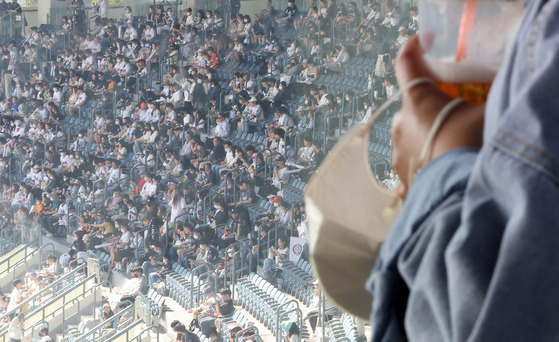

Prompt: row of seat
xmin=135 ymin=288 xmax=166 ymax=327
xmin=281 ymin=259 xmax=315 ymax=306
xmin=220 ymin=310 xmax=262 ymax=342
xmin=368 ymin=141 xmax=392 ymax=164
xmin=228 ymin=130 xmax=267 ymax=150
xmin=282 ymin=177 xmax=307 ymax=205
xmin=165 ymin=263 xmax=207 ymax=309
xmin=328 ymin=313 xmax=364 ymax=342
xmin=236 ymin=273 xmax=301 ymax=334
xmin=246 ymin=197 xmax=273 ymax=222
xmin=373 ymin=122 xmax=392 ymax=146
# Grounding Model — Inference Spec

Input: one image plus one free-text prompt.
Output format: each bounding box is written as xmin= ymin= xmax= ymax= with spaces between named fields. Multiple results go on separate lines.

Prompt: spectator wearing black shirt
xmin=219 ymin=288 xmax=235 ymax=317
xmin=208 ymin=137 xmax=226 ymax=164
xmin=175 ymin=323 xmax=200 ymax=342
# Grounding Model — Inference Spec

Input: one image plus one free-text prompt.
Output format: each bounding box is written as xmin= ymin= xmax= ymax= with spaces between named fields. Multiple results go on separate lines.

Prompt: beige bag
xmin=305 ymin=119 xmax=398 ymax=320
xmin=306 ymin=77 xmax=465 ymax=320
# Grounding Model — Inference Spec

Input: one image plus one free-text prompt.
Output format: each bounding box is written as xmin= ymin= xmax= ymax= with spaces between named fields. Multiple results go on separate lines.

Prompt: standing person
xmin=5 ymin=0 xmax=21 ymax=37
xmin=230 ymin=0 xmax=241 ymax=18
xmin=7 ymin=280 xmax=25 ymax=315
xmin=8 ymin=313 xmax=24 ymax=342
xmin=0 ymin=0 xmax=7 ymax=36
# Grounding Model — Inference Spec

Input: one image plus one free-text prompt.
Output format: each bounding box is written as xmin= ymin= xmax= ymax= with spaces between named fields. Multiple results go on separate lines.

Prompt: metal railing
xmin=0 ymin=274 xmax=98 ymax=340
xmin=0 ymin=240 xmax=39 ymax=280
xmin=71 ymin=300 xmax=135 ymax=342
xmin=0 ymin=263 xmax=88 ymax=323
xmin=275 ymin=300 xmax=303 ymax=342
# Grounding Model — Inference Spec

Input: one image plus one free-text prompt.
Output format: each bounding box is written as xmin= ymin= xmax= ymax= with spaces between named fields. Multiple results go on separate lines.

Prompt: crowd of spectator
xmin=0 ymin=0 xmax=414 ymax=338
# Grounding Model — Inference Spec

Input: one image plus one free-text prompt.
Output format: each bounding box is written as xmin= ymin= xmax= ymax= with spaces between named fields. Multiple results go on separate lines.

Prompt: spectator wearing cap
xmin=119 ymin=267 xmax=147 ymax=299
xmin=393 ymin=26 xmax=409 ymax=49
xmin=248 ymin=224 xmax=272 ymax=272
xmin=165 ymin=126 xmax=182 ymax=153
xmin=91 ymin=213 xmax=116 ymax=237
xmin=28 ymin=326 xmax=52 ymax=342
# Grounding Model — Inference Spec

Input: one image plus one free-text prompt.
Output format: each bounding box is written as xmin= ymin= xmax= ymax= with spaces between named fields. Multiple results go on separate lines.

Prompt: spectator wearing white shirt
xmin=213 ymin=114 xmax=231 ymax=137
xmin=65 ymin=87 xmax=87 ymax=117
xmin=143 ymin=22 xmax=156 ymax=42
xmin=272 ymin=157 xmax=290 ymax=188
xmin=123 ymin=21 xmax=138 ymax=41
xmin=140 ymin=175 xmax=158 ymax=199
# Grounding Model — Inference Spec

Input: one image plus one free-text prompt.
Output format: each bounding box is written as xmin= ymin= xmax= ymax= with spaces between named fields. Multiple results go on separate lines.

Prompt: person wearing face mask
xmin=119 ymin=267 xmax=147 ymax=301
xmin=211 ymin=247 xmax=239 ymax=291
xmin=207 ymin=198 xmax=229 ymax=229
xmin=275 ymin=0 xmax=298 ymax=27
xmin=358 ymin=97 xmax=374 ymax=124
xmin=70 ymin=232 xmax=87 ymax=252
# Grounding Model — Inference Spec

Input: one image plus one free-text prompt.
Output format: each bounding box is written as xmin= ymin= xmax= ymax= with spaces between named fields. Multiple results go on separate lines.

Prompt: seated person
xmin=118 ymin=267 xmax=147 ymax=303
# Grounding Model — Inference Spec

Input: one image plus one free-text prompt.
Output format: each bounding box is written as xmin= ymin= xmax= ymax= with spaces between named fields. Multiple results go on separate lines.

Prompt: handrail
xmin=0 ymin=274 xmax=96 ymax=338
xmin=11 ymin=259 xmax=30 ymax=283
xmin=190 ymin=263 xmax=213 ymax=307
xmin=105 ymin=319 xmax=144 ymax=342
xmin=0 ymin=230 xmax=22 ymax=258
xmin=0 ymin=263 xmax=88 ymax=323
xmin=37 ymin=243 xmax=56 ymax=267
xmin=0 ymin=243 xmax=35 ymax=277
xmin=133 ymin=325 xmax=160 ymax=342
xmin=275 ymin=300 xmax=302 ymax=342
xmin=27 ymin=321 xmax=50 ymax=342
xmin=72 ymin=300 xmax=135 ymax=342
xmin=264 ymin=152 xmax=284 ymax=180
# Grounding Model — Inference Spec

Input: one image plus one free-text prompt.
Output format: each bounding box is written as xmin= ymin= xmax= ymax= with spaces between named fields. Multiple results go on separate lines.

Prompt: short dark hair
xmin=220 ymin=289 xmax=232 ymax=296
xmin=175 ymin=324 xmax=187 ymax=333
xmin=170 ymin=320 xmax=181 ymax=329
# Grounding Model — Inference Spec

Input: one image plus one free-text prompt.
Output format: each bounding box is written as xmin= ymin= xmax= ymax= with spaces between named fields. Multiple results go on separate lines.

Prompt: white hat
xmin=398 ymin=26 xmax=406 ymax=32
xmin=249 ymin=97 xmax=257 ymax=102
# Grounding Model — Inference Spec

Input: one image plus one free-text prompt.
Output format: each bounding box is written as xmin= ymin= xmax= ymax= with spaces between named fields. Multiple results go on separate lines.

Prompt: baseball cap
xmin=272 ymin=196 xmax=282 ymax=203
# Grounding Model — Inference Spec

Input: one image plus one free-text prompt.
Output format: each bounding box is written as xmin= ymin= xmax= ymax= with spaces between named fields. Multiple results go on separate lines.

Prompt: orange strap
xmin=456 ymin=0 xmax=478 ymax=62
